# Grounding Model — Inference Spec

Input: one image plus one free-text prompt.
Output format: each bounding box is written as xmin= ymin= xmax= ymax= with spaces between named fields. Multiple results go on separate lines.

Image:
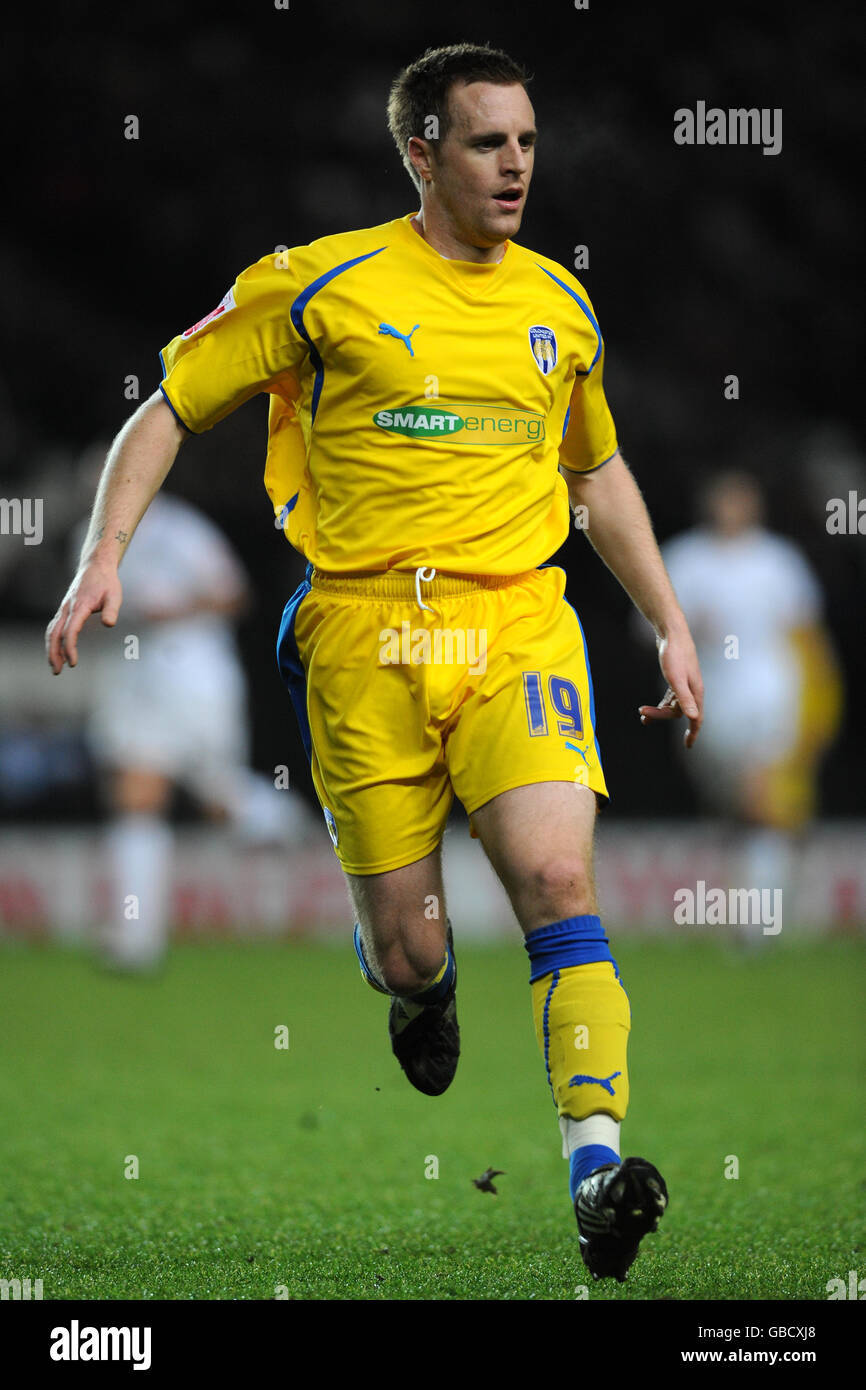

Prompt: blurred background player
xmin=73 ymin=478 xmax=308 ymax=970
xmin=659 ymin=471 xmax=843 ymax=935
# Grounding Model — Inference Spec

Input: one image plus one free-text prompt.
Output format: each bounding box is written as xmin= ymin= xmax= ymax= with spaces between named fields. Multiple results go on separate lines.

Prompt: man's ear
xmin=408 ymin=135 xmax=433 ymax=185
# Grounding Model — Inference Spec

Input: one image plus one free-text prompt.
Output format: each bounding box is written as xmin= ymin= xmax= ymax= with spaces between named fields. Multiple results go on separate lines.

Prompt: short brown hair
xmin=387 ymin=43 xmax=531 ymax=191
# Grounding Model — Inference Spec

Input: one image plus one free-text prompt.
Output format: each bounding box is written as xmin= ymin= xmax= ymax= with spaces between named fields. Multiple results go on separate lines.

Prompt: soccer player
xmin=72 ymin=488 xmax=308 ymax=970
xmin=659 ymin=471 xmax=842 ymax=936
xmin=46 ymin=44 xmax=704 ymax=1282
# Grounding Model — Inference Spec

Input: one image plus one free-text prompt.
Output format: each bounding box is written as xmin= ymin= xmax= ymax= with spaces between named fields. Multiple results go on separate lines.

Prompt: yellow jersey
xmin=159 ymin=212 xmax=618 ymax=575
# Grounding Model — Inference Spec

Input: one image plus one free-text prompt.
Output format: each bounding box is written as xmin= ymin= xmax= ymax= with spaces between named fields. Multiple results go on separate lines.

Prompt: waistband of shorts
xmin=309 ymin=568 xmax=538 ymax=600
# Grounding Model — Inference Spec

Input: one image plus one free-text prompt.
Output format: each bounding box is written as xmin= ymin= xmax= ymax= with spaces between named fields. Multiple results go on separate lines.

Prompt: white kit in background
xmin=80 ymin=492 xmax=308 ymax=968
xmin=662 ymin=522 xmax=823 ymax=936
xmin=662 ymin=524 xmax=821 ymax=783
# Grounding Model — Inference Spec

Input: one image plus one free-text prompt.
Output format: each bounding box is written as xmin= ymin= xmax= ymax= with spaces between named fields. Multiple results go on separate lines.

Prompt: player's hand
xmin=45 ymin=562 xmax=123 ymax=674
xmin=639 ymin=625 xmax=704 ymax=749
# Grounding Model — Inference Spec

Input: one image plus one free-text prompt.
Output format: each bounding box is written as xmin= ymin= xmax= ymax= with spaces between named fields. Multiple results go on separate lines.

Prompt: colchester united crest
xmin=529 ymin=324 xmax=557 ymax=374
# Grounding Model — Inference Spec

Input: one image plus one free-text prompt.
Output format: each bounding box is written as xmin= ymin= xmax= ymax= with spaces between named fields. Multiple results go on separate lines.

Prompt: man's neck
xmin=410 ymin=211 xmax=506 ymax=265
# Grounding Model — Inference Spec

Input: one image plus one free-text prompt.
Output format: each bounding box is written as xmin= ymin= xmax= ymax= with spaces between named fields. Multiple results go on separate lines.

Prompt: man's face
xmin=708 ymin=478 xmax=763 ymax=535
xmin=421 ymin=81 xmax=536 ymax=248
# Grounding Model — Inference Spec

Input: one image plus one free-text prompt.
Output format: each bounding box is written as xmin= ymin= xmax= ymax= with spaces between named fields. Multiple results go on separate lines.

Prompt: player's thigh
xmin=445 ymin=566 xmax=605 ymax=931
xmin=89 ymin=684 xmax=185 ymax=788
xmin=286 ymin=585 xmax=453 ymax=875
xmin=470 ymin=779 xmax=598 ymax=934
xmin=348 ymin=846 xmax=449 ymax=994
xmin=447 ymin=566 xmax=608 ymax=815
xmin=180 ymin=688 xmax=251 ymax=810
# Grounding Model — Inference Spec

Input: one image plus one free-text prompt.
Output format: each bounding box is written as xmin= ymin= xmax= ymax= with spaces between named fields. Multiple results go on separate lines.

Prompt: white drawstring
xmin=414 ymin=565 xmax=436 ymax=612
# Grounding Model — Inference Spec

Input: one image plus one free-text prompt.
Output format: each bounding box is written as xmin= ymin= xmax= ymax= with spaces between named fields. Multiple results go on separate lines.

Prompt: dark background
xmin=1 ymin=0 xmax=863 ymax=819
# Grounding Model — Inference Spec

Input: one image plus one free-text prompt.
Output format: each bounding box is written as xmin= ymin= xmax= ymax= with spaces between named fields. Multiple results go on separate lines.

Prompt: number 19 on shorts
xmin=522 ymin=672 xmax=584 ymax=738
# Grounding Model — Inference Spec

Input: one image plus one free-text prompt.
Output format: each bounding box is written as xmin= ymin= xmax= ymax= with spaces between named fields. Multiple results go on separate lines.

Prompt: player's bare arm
xmin=45 ymin=391 xmax=187 ymax=673
xmin=563 ymin=452 xmax=704 ymax=748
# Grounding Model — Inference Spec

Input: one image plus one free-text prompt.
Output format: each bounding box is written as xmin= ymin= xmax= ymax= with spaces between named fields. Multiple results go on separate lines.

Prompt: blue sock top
xmin=524 ymin=915 xmax=615 ymax=983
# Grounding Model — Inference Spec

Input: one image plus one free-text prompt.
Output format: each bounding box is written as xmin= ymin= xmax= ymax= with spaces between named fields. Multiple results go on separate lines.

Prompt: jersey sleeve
xmin=558 ymin=342 xmax=619 ymax=474
xmin=158 ymin=251 xmax=311 ymax=433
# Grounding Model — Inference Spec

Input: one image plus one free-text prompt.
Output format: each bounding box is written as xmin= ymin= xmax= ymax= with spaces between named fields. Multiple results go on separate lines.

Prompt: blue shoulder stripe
xmin=535 ymin=264 xmax=602 ymax=376
xmin=291 ymin=247 xmax=387 ymax=420
xmin=158 ymin=352 xmax=194 ymax=431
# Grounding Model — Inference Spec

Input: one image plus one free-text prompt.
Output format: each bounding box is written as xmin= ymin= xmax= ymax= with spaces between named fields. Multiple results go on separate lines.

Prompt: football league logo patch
xmin=529 ymin=324 xmax=557 ymax=374
xmin=323 ymin=807 xmax=339 ymax=848
xmin=182 ymin=287 xmax=236 ymax=338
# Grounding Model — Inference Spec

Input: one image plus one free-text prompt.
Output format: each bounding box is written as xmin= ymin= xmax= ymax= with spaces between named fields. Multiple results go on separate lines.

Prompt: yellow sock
xmin=530 ymin=960 xmax=630 ymax=1121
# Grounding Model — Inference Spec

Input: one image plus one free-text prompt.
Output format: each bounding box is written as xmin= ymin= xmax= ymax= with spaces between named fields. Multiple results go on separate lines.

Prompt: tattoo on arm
xmin=115 ymin=529 xmax=128 ymax=543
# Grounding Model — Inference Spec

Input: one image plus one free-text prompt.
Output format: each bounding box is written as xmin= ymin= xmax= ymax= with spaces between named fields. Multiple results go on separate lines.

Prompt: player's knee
xmin=376 ymin=934 xmax=447 ymax=996
xmin=377 ymin=955 xmax=432 ymax=996
xmin=112 ymin=769 xmax=171 ymax=816
xmin=524 ymin=857 xmax=595 ymax=921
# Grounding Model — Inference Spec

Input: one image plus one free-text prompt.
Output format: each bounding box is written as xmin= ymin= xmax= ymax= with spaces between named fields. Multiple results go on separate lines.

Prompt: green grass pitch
xmin=0 ymin=935 xmax=863 ymax=1300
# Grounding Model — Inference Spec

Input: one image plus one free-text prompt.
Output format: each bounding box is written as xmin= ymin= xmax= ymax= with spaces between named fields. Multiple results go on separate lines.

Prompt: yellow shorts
xmin=277 ymin=564 xmax=608 ymax=875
